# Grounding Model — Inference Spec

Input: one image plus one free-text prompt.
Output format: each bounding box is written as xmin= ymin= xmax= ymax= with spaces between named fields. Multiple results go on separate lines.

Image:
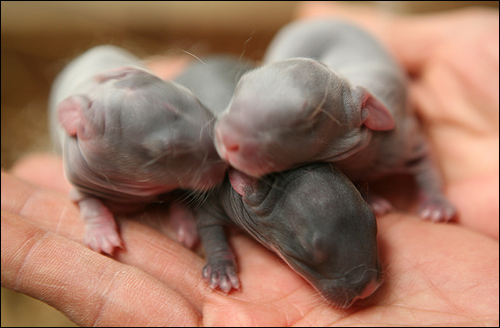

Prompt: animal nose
xmin=220 ymin=132 xmax=240 ymax=153
xmin=215 ymin=125 xmax=261 ymax=164
xmin=215 ymin=125 xmax=241 ymax=158
xmin=360 ymin=277 xmax=381 ymax=299
xmin=354 ymin=277 xmax=381 ymax=302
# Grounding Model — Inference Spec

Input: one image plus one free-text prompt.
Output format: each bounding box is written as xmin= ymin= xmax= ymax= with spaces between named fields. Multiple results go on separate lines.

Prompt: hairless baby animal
xmin=214 ymin=19 xmax=456 ymax=222
xmin=196 ymin=164 xmax=381 ymax=309
xmin=49 ymin=45 xmax=227 ymax=254
xmin=177 ymin=56 xmax=382 ymax=308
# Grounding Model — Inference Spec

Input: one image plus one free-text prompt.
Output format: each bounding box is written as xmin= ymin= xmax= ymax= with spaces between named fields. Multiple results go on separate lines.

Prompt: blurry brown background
xmin=1 ymin=1 xmax=498 ymax=326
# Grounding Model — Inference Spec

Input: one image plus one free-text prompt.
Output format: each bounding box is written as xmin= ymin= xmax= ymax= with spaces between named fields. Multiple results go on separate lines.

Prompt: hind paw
xmin=368 ymin=194 xmax=394 ymax=216
xmin=418 ymin=195 xmax=456 ymax=222
xmin=203 ymin=253 xmax=240 ymax=293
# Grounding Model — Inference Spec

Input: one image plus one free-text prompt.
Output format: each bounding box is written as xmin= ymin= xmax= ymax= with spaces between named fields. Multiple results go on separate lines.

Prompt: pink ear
xmin=228 ymin=168 xmax=256 ymax=196
xmin=57 ymin=95 xmax=89 ymax=137
xmin=356 ymin=86 xmax=395 ymax=131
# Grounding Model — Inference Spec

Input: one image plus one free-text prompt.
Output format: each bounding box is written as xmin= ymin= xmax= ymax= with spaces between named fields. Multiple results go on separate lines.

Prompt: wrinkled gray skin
xmin=215 ymin=19 xmax=456 ymax=222
xmin=178 ymin=56 xmax=381 ymax=308
xmin=49 ymin=45 xmax=227 ymax=254
xmin=196 ymin=164 xmax=381 ymax=309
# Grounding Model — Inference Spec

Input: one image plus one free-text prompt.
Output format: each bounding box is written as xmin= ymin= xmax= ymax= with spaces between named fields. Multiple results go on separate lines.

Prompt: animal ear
xmin=354 ymin=86 xmax=395 ymax=131
xmin=228 ymin=168 xmax=257 ymax=196
xmin=58 ymin=95 xmax=91 ymax=138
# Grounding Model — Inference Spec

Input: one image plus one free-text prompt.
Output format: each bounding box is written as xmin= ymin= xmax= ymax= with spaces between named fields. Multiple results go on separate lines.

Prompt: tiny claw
xmin=229 ymin=272 xmax=240 ymax=290
xmin=202 ymin=257 xmax=240 ymax=293
xmin=84 ymin=224 xmax=123 ymax=255
xmin=219 ymin=276 xmax=232 ymax=293
xmin=79 ymin=196 xmax=123 ymax=255
xmin=209 ymin=272 xmax=221 ymax=290
xmin=418 ymin=196 xmax=456 ymax=222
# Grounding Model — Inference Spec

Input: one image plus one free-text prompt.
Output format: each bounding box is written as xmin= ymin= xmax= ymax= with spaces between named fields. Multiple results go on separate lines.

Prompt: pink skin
xmin=168 ymin=203 xmax=199 ymax=249
xmin=70 ymin=190 xmax=123 ymax=254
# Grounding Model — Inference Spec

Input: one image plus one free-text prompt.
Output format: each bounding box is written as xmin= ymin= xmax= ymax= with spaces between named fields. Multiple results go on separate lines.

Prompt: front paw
xmin=203 ymin=253 xmax=240 ymax=293
xmin=78 ymin=196 xmax=123 ymax=255
xmin=418 ymin=195 xmax=456 ymax=222
xmin=84 ymin=221 xmax=123 ymax=255
xmin=368 ymin=194 xmax=394 ymax=216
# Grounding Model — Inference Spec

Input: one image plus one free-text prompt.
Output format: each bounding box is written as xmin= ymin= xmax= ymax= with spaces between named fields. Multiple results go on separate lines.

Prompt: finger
xmin=294 ymin=1 xmax=499 ymax=73
xmin=387 ymin=9 xmax=499 ymax=74
xmin=1 ymin=170 xmax=83 ymax=241
xmin=448 ymin=170 xmax=499 ymax=239
xmin=295 ymin=1 xmax=384 ymax=26
xmin=144 ymin=54 xmax=193 ymax=80
xmin=1 ymin=211 xmax=200 ymax=326
xmin=1 ymin=170 xmax=336 ymax=321
xmin=9 ymin=153 xmax=71 ymax=195
xmin=1 ymin=170 xmax=210 ymax=308
xmin=2 ymin=170 xmax=318 ymax=325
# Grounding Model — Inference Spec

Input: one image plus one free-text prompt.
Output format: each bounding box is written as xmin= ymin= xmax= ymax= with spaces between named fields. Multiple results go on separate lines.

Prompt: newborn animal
xmin=196 ymin=164 xmax=381 ymax=309
xmin=214 ymin=19 xmax=456 ymax=222
xmin=177 ymin=56 xmax=381 ymax=308
xmin=49 ymin=45 xmax=227 ymax=254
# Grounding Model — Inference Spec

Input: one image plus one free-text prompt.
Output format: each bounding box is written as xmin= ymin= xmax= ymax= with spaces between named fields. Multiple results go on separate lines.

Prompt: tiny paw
xmin=418 ymin=196 xmax=456 ymax=222
xmin=202 ymin=256 xmax=240 ymax=293
xmin=79 ymin=197 xmax=124 ymax=255
xmin=368 ymin=195 xmax=394 ymax=216
xmin=85 ymin=224 xmax=123 ymax=255
xmin=169 ymin=203 xmax=199 ymax=249
xmin=176 ymin=224 xmax=199 ymax=250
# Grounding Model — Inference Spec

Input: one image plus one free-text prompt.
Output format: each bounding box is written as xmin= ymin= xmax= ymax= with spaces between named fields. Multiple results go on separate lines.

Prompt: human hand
xmin=2 ymin=153 xmax=498 ymax=326
xmin=2 ymin=2 xmax=498 ymax=325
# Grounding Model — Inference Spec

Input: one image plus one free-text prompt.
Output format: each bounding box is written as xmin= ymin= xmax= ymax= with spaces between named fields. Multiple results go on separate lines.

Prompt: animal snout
xmin=323 ymin=275 xmax=381 ymax=309
xmin=214 ymin=123 xmax=269 ymax=177
xmin=352 ymin=276 xmax=381 ymax=302
xmin=216 ymin=126 xmax=240 ymax=155
xmin=320 ymin=263 xmax=382 ymax=308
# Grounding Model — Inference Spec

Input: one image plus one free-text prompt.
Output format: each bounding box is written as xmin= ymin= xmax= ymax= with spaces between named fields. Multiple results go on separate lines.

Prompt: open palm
xmin=2 ymin=2 xmax=498 ymax=326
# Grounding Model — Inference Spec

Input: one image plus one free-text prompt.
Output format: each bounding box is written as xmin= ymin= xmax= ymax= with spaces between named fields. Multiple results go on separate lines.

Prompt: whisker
xmin=179 ymin=49 xmax=209 ymax=67
xmin=307 ymin=290 xmax=328 ymax=308
xmin=309 ymin=86 xmax=342 ymax=126
xmin=238 ymin=31 xmax=254 ymax=62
